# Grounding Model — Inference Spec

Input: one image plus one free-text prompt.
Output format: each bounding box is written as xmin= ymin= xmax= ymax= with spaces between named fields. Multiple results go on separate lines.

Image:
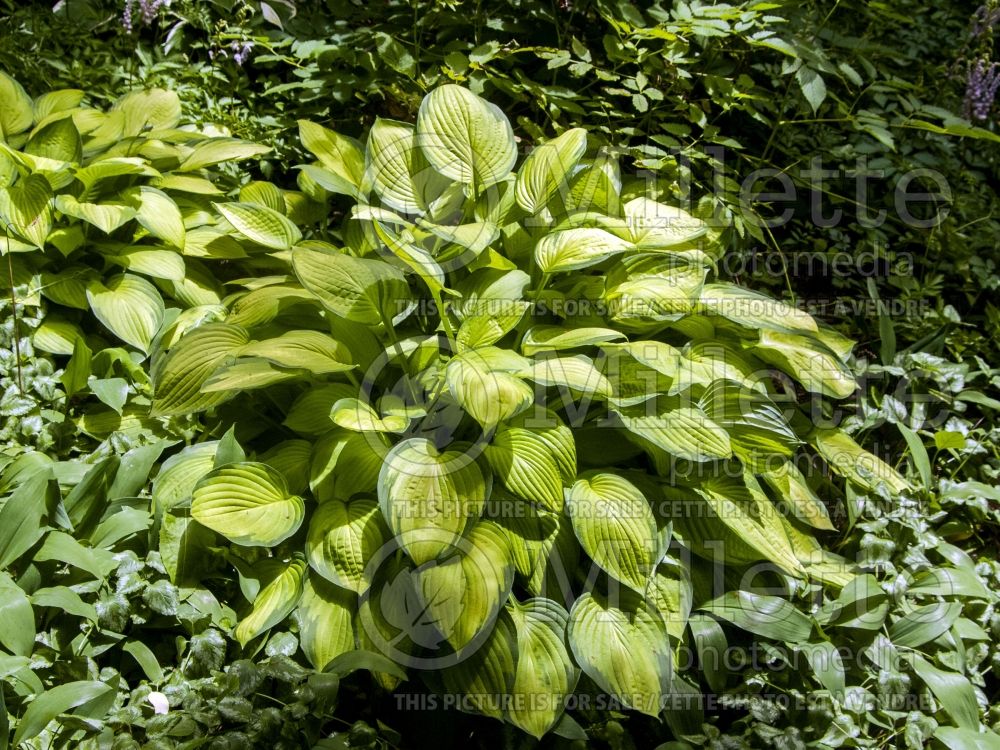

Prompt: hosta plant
xmin=0 ymin=71 xmax=322 ymax=450
xmin=148 ymin=84 xmax=914 ymax=739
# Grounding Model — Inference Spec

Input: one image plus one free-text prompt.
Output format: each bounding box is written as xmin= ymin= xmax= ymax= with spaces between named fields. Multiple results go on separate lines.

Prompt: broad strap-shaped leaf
xmin=234 ymin=556 xmax=306 ymax=646
xmin=192 ymin=462 xmax=305 ymax=547
xmin=151 ymin=323 xmax=250 ymax=416
xmin=753 ymin=329 xmax=856 ymax=399
xmin=534 ymin=227 xmax=632 ymax=274
xmin=11 ymin=680 xmax=113 ymax=747
xmin=521 ymin=354 xmax=612 ymax=399
xmin=377 ymin=438 xmax=489 ymax=565
xmin=698 ymin=379 xmax=798 ymax=467
xmin=413 ymin=520 xmax=514 ymax=649
xmin=306 ymin=497 xmax=387 ymax=593
xmin=700 ymin=590 xmax=813 ymax=643
xmin=297 ymin=571 xmax=356 ymax=670
xmin=86 ymin=273 xmax=164 ymax=352
xmin=515 ymin=127 xmax=587 ymax=214
xmin=567 ymin=472 xmax=659 ymax=592
xmin=507 ymin=597 xmax=580 ymax=738
xmin=298 ymin=119 xmax=365 ymax=195
xmin=446 ymin=347 xmax=534 ymax=427
xmin=612 ymin=395 xmax=733 ymax=463
xmin=291 ymin=244 xmax=412 ymax=325
xmin=178 ymin=137 xmax=270 ymax=171
xmin=619 ymin=197 xmax=708 ymax=249
xmin=810 ymin=428 xmax=911 ymax=494
xmin=416 ymin=84 xmax=517 ymax=189
xmin=215 ymin=201 xmax=302 ymax=251
xmin=485 ymin=412 xmax=576 ymax=511
xmin=520 ymin=325 xmax=626 ymax=355
xmin=55 ymin=194 xmax=136 ymax=233
xmin=239 ymin=330 xmax=355 ymax=375
xmin=568 ymin=590 xmax=671 ymax=717
xmin=699 ymin=282 xmax=818 ymax=333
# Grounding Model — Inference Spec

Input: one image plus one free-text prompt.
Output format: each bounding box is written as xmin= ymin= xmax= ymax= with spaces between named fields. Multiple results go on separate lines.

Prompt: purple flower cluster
xmin=121 ymin=0 xmax=167 ymax=33
xmin=963 ymin=58 xmax=1000 ymax=121
xmin=971 ymin=4 xmax=1000 ymax=38
xmin=231 ymin=40 xmax=255 ymax=67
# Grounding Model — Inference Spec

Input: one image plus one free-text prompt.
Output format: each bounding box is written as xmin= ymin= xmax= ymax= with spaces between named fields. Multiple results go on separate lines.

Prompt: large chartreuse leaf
xmin=568 ymin=590 xmax=671 ymax=716
xmin=515 ymin=128 xmax=587 ymax=214
xmin=507 ymin=597 xmax=579 ymax=738
xmin=298 ymin=119 xmax=365 ymax=196
xmin=446 ymin=348 xmax=534 ymax=427
xmin=0 ymin=173 xmax=52 ymax=249
xmin=113 ymin=87 xmax=181 ymax=135
xmin=306 ymin=497 xmax=387 ymax=593
xmin=297 ymin=571 xmax=356 ymax=670
xmin=151 ymin=323 xmax=250 ymax=416
xmin=55 ymin=194 xmax=136 ymax=233
xmin=567 ymin=472 xmax=659 ymax=592
xmin=413 ymin=520 xmax=513 ymax=649
xmin=0 ymin=71 xmax=33 ymax=137
xmin=521 ymin=354 xmax=612 ymax=400
xmin=761 ymin=461 xmax=834 ymax=530
xmin=215 ymin=201 xmax=302 ymax=251
xmin=311 ymin=428 xmax=388 ymax=501
xmin=485 ymin=413 xmax=576 ymax=512
xmin=416 ymin=84 xmax=516 ymax=190
xmin=234 ymin=556 xmax=306 ymax=646
xmin=613 ymin=395 xmax=733 ymax=462
xmin=291 ymin=245 xmax=412 ymax=325
xmin=123 ymin=186 xmax=186 ymax=249
xmin=699 ymin=282 xmax=818 ymax=333
xmin=618 ymin=197 xmax=708 ymax=250
xmin=810 ymin=428 xmax=911 ymax=494
xmin=239 ymin=330 xmax=355 ymax=375
xmin=86 ymin=274 xmax=164 ymax=352
xmin=178 ymin=138 xmax=270 ymax=171
xmin=192 ymin=462 xmax=305 ymax=547
xmin=377 ymin=438 xmax=489 ymax=565
xmin=698 ymin=379 xmax=798 ymax=467
xmin=362 ymin=118 xmax=452 ymax=214
xmin=152 ymin=442 xmax=219 ymax=512
xmin=440 ymin=610 xmax=518 ymax=720
xmin=753 ymin=329 xmax=856 ymax=398
xmin=534 ymin=227 xmax=632 ymax=274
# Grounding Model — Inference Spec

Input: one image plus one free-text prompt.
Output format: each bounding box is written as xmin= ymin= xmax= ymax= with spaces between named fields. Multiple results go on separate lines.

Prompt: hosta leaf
xmin=699 ymin=282 xmax=818 ymax=333
xmin=201 ymin=358 xmax=300 ymax=392
xmin=700 ymin=590 xmax=813 ymax=643
xmin=446 ymin=348 xmax=534 ymax=427
xmin=291 ymin=245 xmax=412 ymax=325
xmin=192 ymin=462 xmax=305 ymax=547
xmin=298 ymin=120 xmax=364 ymax=194
xmin=152 ymin=442 xmax=219 ymax=512
xmin=521 ymin=355 xmax=612 ymax=399
xmin=239 ymin=330 xmax=355 ymax=375
xmin=32 ymin=318 xmax=83 ymax=355
xmin=564 ymin=150 xmax=621 ymax=215
xmin=515 ymin=127 xmax=587 ymax=214
xmin=26 ymin=117 xmax=81 ymax=162
xmin=485 ymin=415 xmax=575 ymax=512
xmin=377 ymin=438 xmax=488 ymax=565
xmin=179 ymin=138 xmax=270 ymax=171
xmin=363 ymin=118 xmax=452 ymax=213
xmin=416 ymin=84 xmax=517 ymax=189
xmin=311 ymin=429 xmax=388 ymax=502
xmin=124 ymin=186 xmax=186 ymax=249
xmin=298 ymin=572 xmax=356 ymax=670
xmin=613 ymin=396 xmax=732 ymax=463
xmin=285 ymin=383 xmax=357 ymax=435
xmin=55 ymin=194 xmax=136 ymax=233
xmin=761 ymin=461 xmax=834 ymax=530
xmin=259 ymin=440 xmax=313 ymax=495
xmin=234 ymin=556 xmax=306 ymax=646
xmin=331 ymin=398 xmax=409 ymax=433
xmin=114 ymin=87 xmax=181 ymax=135
xmin=619 ymin=197 xmax=707 ymax=249
xmin=151 ymin=323 xmax=250 ymax=416
xmin=306 ymin=497 xmax=387 ymax=592
xmin=753 ymin=329 xmax=856 ymax=398
xmin=647 ymin=561 xmax=693 ymax=640
xmin=413 ymin=520 xmax=513 ymax=649
xmin=507 ymin=598 xmax=579 ymax=738
xmin=0 ymin=71 xmax=33 ymax=137
xmin=33 ymin=89 xmax=84 ymax=121
xmin=440 ymin=610 xmax=518 ymax=720
xmin=698 ymin=379 xmax=798 ymax=467
xmin=568 ymin=590 xmax=671 ymax=716
xmin=810 ymin=428 xmax=911 ymax=494
xmin=239 ymin=181 xmax=286 ymax=212
xmin=86 ymin=274 xmax=164 ymax=352
xmin=215 ymin=201 xmax=302 ymax=251
xmin=567 ymin=472 xmax=659 ymax=592
xmin=534 ymin=227 xmax=632 ymax=274
xmin=0 ymin=173 xmax=52 ymax=249
xmin=520 ymin=325 xmax=626 ymax=355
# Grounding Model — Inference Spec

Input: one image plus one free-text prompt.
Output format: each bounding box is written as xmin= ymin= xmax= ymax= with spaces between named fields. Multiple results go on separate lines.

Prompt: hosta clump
xmin=0 ymin=71 xmax=323 ymax=445
xmin=152 ymin=84 xmax=910 ymax=738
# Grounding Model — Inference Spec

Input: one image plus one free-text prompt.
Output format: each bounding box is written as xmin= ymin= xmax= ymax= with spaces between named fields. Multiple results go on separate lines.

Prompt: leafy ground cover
xmin=1 ymin=1 xmax=999 ymax=748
